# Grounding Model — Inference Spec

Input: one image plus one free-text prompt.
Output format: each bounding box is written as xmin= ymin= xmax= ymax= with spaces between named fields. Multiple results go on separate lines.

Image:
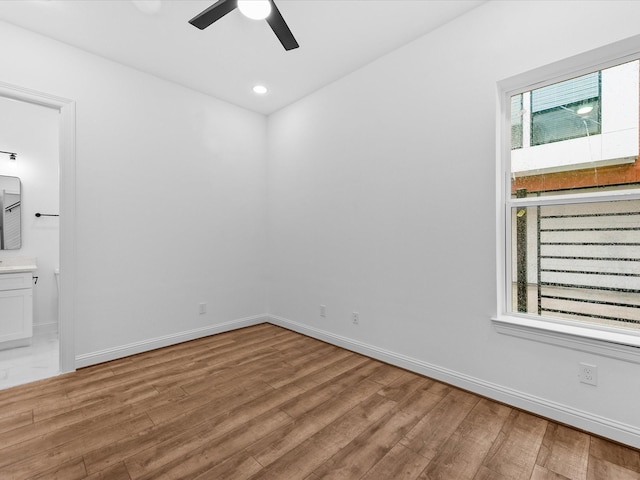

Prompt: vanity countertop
xmin=0 ymin=257 xmax=37 ymax=273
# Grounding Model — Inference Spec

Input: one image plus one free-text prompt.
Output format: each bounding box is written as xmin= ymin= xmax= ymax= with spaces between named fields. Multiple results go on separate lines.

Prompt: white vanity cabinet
xmin=0 ymin=272 xmax=33 ymax=344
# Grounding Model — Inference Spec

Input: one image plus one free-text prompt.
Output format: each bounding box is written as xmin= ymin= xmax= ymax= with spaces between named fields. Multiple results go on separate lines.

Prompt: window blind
xmin=532 ymin=72 xmax=600 ymax=112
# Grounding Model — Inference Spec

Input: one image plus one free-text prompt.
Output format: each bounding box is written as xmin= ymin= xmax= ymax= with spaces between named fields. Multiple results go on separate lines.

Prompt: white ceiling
xmin=0 ymin=0 xmax=485 ymax=115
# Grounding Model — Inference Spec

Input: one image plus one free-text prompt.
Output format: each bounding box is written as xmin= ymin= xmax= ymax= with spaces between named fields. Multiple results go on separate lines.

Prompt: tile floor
xmin=0 ymin=333 xmax=60 ymax=390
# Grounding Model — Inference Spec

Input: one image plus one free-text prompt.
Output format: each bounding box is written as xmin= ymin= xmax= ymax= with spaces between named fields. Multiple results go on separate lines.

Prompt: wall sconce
xmin=0 ymin=150 xmax=17 ymax=161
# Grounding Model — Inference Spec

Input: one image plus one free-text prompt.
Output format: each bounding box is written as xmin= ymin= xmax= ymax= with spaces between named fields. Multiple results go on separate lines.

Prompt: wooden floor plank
xmin=278 ymin=360 xmax=384 ymax=419
xmin=249 ymin=393 xmax=398 ymax=480
xmin=530 ymin=464 xmax=573 ymax=480
xmin=419 ymin=398 xmax=512 ymax=479
xmin=400 ymin=387 xmax=479 ymax=461
xmin=192 ymin=450 xmax=263 ymax=480
xmin=479 ymin=409 xmax=548 ymax=480
xmin=85 ymin=462 xmax=132 ymax=480
xmin=266 ymin=348 xmax=361 ymax=390
xmin=0 ymin=324 xmax=636 ymax=480
xmin=124 ymin=384 xmax=295 ymax=478
xmin=474 ymin=464 xmax=515 ymax=480
xmin=31 ymin=457 xmax=88 ymax=480
xmin=134 ymin=409 xmax=293 ymax=480
xmin=0 ymin=382 xmax=162 ymax=452
xmin=2 ymin=414 xmax=154 ymax=480
xmin=247 ymin=378 xmax=383 ymax=466
xmin=0 ymin=409 xmax=32 ymax=434
xmin=82 ymin=381 xmax=274 ymax=475
xmin=312 ymin=386 xmax=442 ymax=480
xmin=145 ymin=376 xmax=273 ymax=425
xmin=360 ymin=443 xmax=432 ymax=480
xmin=587 ymin=456 xmax=640 ymax=480
xmin=1 ymin=396 xmax=113 ymax=450
xmin=536 ymin=423 xmax=591 ymax=480
xmin=277 ymin=341 xmax=340 ymax=368
xmin=377 ymin=370 xmax=431 ymax=402
xmin=33 ymin=392 xmax=114 ymax=424
xmin=364 ymin=360 xmax=408 ymax=386
xmin=589 ymin=436 xmax=640 ymax=473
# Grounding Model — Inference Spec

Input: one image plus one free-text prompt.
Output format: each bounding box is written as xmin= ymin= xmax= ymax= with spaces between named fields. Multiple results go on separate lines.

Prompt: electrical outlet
xmin=320 ymin=304 xmax=326 ymax=318
xmin=352 ymin=312 xmax=359 ymax=325
xmin=579 ymin=362 xmax=597 ymax=386
xmin=199 ymin=302 xmax=207 ymax=315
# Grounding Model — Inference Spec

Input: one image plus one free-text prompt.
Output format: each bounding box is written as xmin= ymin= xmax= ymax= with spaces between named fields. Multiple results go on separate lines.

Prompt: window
xmin=497 ymin=48 xmax=640 ymax=353
xmin=530 ymin=71 xmax=601 ymax=146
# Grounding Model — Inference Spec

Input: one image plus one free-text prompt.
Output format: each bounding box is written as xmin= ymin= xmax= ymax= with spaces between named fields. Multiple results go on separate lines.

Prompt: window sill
xmin=492 ymin=315 xmax=640 ymax=364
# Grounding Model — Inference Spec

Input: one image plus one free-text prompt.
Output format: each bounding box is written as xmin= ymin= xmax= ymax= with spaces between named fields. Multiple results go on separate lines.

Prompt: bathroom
xmin=0 ymin=95 xmax=60 ymax=388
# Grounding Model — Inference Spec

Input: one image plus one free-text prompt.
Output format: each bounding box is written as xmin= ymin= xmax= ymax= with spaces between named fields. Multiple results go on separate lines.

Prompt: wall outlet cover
xmin=579 ymin=362 xmax=597 ymax=386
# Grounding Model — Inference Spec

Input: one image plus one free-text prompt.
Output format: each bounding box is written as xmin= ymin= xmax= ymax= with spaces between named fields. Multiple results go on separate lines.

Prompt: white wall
xmin=0 ymin=20 xmax=268 ymax=360
xmin=267 ymin=1 xmax=640 ymax=446
xmin=0 ymin=97 xmax=59 ymax=334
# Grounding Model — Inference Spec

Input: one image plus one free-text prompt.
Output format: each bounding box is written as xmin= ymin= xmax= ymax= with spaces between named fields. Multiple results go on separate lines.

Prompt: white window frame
xmin=494 ymin=35 xmax=640 ymax=363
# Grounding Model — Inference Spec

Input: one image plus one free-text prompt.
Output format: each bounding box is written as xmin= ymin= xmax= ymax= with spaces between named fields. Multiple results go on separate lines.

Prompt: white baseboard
xmin=0 ymin=323 xmax=58 ymax=350
xmin=267 ymin=314 xmax=640 ymax=449
xmin=34 ymin=322 xmax=59 ymax=337
xmin=75 ymin=314 xmax=267 ymax=368
xmin=0 ymin=337 xmax=31 ymax=351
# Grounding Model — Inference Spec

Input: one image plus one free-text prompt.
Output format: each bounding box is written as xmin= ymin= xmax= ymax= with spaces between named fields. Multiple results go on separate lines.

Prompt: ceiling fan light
xmin=237 ymin=0 xmax=272 ymax=20
xmin=252 ymin=85 xmax=268 ymax=95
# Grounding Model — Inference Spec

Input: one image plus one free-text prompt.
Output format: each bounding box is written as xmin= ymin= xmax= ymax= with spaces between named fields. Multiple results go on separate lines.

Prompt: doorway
xmin=0 ymin=81 xmax=76 ymax=385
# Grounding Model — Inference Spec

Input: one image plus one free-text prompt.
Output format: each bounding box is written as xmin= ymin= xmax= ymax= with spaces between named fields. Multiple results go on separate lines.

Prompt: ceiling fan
xmin=189 ymin=0 xmax=299 ymax=51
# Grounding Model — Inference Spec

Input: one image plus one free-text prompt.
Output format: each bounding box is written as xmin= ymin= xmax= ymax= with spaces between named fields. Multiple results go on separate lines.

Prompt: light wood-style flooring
xmin=0 ymin=323 xmax=638 ymax=479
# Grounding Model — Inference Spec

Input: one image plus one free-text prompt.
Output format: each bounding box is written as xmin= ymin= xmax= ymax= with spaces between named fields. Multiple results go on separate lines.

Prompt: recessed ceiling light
xmin=238 ymin=0 xmax=272 ymax=21
xmin=252 ymin=85 xmax=268 ymax=95
xmin=577 ymin=105 xmax=594 ymax=115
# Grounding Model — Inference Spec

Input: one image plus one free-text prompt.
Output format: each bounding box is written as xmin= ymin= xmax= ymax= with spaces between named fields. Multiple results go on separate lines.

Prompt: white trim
xmin=0 ymin=81 xmax=77 ymax=375
xmin=33 ymin=322 xmax=59 ymax=336
xmin=58 ymin=99 xmax=76 ymax=374
xmin=492 ymin=316 xmax=640 ymax=363
xmin=507 ymin=187 xmax=640 ymax=207
xmin=0 ymin=82 xmax=70 ymax=109
xmin=74 ymin=314 xmax=267 ymax=368
xmin=499 ymin=36 xmax=640 ymax=97
xmin=0 ymin=337 xmax=31 ymax=350
xmin=267 ymin=314 xmax=640 ymax=448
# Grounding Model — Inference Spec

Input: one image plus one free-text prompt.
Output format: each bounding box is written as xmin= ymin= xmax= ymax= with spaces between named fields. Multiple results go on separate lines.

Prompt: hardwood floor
xmin=0 ymin=323 xmax=638 ymax=480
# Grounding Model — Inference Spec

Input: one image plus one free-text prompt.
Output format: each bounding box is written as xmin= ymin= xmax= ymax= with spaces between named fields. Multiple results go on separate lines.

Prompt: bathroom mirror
xmin=0 ymin=175 xmax=21 ymax=250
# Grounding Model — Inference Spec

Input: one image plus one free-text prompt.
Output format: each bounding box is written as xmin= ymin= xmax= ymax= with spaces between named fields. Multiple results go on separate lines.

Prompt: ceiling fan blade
xmin=189 ymin=0 xmax=237 ymax=30
xmin=266 ymin=0 xmax=299 ymax=51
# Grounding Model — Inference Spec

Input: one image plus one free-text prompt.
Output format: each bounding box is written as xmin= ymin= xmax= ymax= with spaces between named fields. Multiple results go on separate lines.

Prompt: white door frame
xmin=0 ymin=81 xmax=76 ymax=373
